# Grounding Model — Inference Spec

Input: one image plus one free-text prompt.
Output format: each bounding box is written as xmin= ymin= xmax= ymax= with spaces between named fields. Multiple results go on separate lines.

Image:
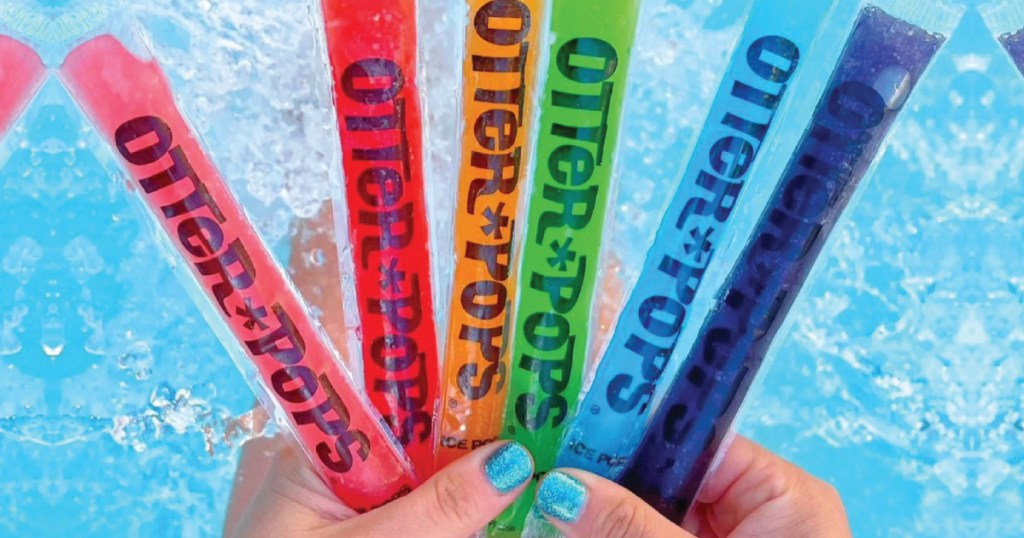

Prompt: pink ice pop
xmin=0 ymin=35 xmax=45 ymax=137
xmin=59 ymin=34 xmax=418 ymax=512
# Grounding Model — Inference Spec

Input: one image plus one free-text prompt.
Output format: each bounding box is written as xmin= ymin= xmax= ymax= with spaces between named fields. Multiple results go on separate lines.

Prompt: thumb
xmin=534 ymin=469 xmax=696 ymax=538
xmin=348 ymin=441 xmax=534 ymax=538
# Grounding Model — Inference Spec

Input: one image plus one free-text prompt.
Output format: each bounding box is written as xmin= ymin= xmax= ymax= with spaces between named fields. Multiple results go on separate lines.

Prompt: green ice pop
xmin=490 ymin=1 xmax=643 ymax=535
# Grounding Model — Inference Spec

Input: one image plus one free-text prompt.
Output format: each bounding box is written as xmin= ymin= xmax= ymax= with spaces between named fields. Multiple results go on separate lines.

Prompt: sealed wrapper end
xmin=491 ymin=0 xmax=643 ymax=535
xmin=553 ymin=0 xmax=837 ymax=483
xmin=59 ymin=34 xmax=418 ymax=512
xmin=319 ymin=0 xmax=440 ymax=478
xmin=435 ymin=0 xmax=547 ymax=471
xmin=0 ymin=36 xmax=45 ymax=137
xmin=981 ymin=1 xmax=1024 ymax=75
xmin=620 ymin=2 xmax=960 ymax=521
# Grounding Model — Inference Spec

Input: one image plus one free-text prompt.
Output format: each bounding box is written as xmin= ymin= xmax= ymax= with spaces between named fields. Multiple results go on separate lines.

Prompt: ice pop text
xmin=455 ymin=0 xmax=535 ymax=402
xmin=513 ymin=37 xmax=619 ymax=432
xmin=605 ymin=36 xmax=800 ymax=416
xmin=114 ymin=115 xmax=371 ymax=473
xmin=339 ymin=58 xmax=432 ymax=446
xmin=438 ymin=435 xmax=499 ymax=450
xmin=661 ymin=78 xmax=888 ymax=450
xmin=565 ymin=439 xmax=630 ymax=467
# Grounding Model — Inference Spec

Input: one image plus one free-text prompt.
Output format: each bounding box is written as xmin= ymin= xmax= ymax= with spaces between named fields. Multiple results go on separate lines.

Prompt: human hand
xmin=532 ymin=436 xmax=851 ymax=538
xmin=229 ymin=438 xmax=534 ymax=538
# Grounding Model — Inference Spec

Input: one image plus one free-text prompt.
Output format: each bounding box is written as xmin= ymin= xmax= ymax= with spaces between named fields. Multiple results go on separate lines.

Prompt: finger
xmin=694 ymin=436 xmax=851 ymax=538
xmin=534 ymin=469 xmax=696 ymax=538
xmin=347 ymin=441 xmax=534 ymax=538
xmin=230 ymin=443 xmax=357 ymax=538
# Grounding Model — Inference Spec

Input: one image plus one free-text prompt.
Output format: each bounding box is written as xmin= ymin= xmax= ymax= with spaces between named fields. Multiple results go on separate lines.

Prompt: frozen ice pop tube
xmin=554 ymin=0 xmax=837 ymax=482
xmin=491 ymin=0 xmax=643 ymax=534
xmin=60 ymin=34 xmax=418 ymax=512
xmin=620 ymin=2 xmax=959 ymax=521
xmin=319 ymin=0 xmax=440 ymax=477
xmin=435 ymin=0 xmax=547 ymax=471
xmin=981 ymin=1 xmax=1024 ymax=76
xmin=0 ymin=36 xmax=44 ymax=138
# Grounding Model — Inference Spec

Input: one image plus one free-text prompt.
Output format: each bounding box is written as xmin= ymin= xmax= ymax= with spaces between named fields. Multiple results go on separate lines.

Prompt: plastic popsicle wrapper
xmin=434 ymin=0 xmax=547 ymax=471
xmin=490 ymin=0 xmax=643 ymax=534
xmin=0 ymin=36 xmax=45 ymax=138
xmin=553 ymin=0 xmax=838 ymax=483
xmin=981 ymin=1 xmax=1024 ymax=76
xmin=619 ymin=2 xmax=962 ymax=520
xmin=319 ymin=0 xmax=440 ymax=477
xmin=59 ymin=34 xmax=418 ymax=512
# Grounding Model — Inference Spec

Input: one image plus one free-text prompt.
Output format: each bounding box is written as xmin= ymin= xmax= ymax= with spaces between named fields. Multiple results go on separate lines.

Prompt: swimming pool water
xmin=0 ymin=0 xmax=1020 ymax=536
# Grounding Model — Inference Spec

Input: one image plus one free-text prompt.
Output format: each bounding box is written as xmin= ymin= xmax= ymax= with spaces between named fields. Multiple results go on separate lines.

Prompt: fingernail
xmin=484 ymin=442 xmax=533 ymax=495
xmin=536 ymin=471 xmax=587 ymax=523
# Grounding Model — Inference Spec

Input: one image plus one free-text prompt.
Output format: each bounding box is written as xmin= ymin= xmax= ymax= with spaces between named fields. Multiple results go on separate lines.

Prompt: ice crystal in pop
xmin=0 ymin=36 xmax=44 ymax=138
xmin=319 ymin=0 xmax=440 ymax=477
xmin=619 ymin=2 xmax=961 ymax=520
xmin=59 ymin=33 xmax=418 ymax=512
xmin=553 ymin=0 xmax=837 ymax=482
xmin=435 ymin=0 xmax=547 ymax=471
xmin=490 ymin=0 xmax=643 ymax=534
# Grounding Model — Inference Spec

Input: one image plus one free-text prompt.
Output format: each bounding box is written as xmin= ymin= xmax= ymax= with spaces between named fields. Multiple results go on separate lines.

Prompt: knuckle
xmin=426 ymin=472 xmax=476 ymax=528
xmin=759 ymin=460 xmax=796 ymax=501
xmin=593 ymin=497 xmax=648 ymax=538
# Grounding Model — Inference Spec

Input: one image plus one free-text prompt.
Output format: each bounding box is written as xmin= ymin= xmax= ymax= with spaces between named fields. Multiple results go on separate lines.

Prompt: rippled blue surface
xmin=0 ymin=0 xmax=1019 ymax=536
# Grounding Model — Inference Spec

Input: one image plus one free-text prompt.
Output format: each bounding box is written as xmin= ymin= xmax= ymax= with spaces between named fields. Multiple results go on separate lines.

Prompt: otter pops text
xmin=59 ymin=35 xmax=418 ymax=512
xmin=621 ymin=5 xmax=951 ymax=520
xmin=435 ymin=0 xmax=546 ymax=470
xmin=555 ymin=0 xmax=836 ymax=481
xmin=320 ymin=0 xmax=439 ymax=477
xmin=491 ymin=1 xmax=643 ymax=534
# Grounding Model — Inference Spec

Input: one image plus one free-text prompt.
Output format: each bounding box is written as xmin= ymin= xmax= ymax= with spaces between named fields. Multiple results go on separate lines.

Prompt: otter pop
xmin=0 ymin=36 xmax=44 ymax=138
xmin=554 ymin=0 xmax=837 ymax=482
xmin=620 ymin=3 xmax=959 ymax=520
xmin=981 ymin=1 xmax=1024 ymax=76
xmin=435 ymin=0 xmax=547 ymax=471
xmin=320 ymin=0 xmax=440 ymax=477
xmin=59 ymin=34 xmax=418 ymax=512
xmin=491 ymin=0 xmax=643 ymax=534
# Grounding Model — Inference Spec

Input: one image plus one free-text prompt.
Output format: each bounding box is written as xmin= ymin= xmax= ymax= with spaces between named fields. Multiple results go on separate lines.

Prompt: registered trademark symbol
xmin=448 ymin=398 xmax=457 ymax=409
xmin=507 ymin=425 xmax=515 ymax=435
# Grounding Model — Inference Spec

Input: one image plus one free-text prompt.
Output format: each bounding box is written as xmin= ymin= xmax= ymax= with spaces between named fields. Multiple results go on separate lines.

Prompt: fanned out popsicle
xmin=435 ymin=0 xmax=547 ymax=471
xmin=554 ymin=0 xmax=838 ymax=483
xmin=319 ymin=0 xmax=440 ymax=478
xmin=59 ymin=34 xmax=418 ymax=512
xmin=491 ymin=0 xmax=644 ymax=535
xmin=0 ymin=36 xmax=45 ymax=137
xmin=620 ymin=1 xmax=962 ymax=521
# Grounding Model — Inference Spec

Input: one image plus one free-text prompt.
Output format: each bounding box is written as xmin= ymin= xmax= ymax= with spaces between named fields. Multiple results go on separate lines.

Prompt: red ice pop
xmin=59 ymin=34 xmax=418 ymax=512
xmin=319 ymin=0 xmax=440 ymax=476
xmin=0 ymin=36 xmax=45 ymax=137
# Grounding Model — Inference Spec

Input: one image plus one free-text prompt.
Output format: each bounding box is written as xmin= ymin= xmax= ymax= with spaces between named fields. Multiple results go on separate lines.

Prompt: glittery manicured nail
xmin=536 ymin=471 xmax=587 ymax=523
xmin=484 ymin=442 xmax=533 ymax=494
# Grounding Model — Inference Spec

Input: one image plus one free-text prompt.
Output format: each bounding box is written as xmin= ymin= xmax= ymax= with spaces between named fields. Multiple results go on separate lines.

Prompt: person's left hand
xmin=229 ymin=439 xmax=534 ymax=538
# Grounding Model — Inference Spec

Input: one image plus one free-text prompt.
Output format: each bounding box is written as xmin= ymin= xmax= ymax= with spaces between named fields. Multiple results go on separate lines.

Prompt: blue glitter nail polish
xmin=484 ymin=442 xmax=534 ymax=494
xmin=536 ymin=471 xmax=587 ymax=523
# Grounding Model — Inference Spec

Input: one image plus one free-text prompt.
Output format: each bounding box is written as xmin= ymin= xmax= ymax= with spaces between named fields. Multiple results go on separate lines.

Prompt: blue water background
xmin=0 ymin=0 xmax=1019 ymax=536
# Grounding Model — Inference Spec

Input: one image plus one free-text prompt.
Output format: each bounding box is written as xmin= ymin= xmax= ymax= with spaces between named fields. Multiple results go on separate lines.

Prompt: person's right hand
xmin=533 ymin=435 xmax=852 ymax=538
